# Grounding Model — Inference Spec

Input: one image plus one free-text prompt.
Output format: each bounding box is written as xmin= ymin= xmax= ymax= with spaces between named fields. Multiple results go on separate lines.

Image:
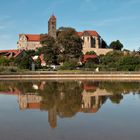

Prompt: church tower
xmin=48 ymin=15 xmax=57 ymax=39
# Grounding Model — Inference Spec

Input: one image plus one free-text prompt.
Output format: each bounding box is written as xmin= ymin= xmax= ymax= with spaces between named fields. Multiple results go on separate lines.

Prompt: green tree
xmin=118 ymin=56 xmax=140 ymax=71
xmin=86 ymin=51 xmax=96 ymax=55
xmin=84 ymin=59 xmax=96 ymax=69
xmin=109 ymin=40 xmax=123 ymax=50
xmin=40 ymin=35 xmax=59 ymax=65
xmin=14 ymin=52 xmax=32 ymax=69
xmin=60 ymin=59 xmax=78 ymax=70
xmin=99 ymin=51 xmax=123 ymax=71
xmin=101 ymin=39 xmax=108 ymax=48
xmin=0 ymin=56 xmax=10 ymax=66
xmin=26 ymin=50 xmax=36 ymax=56
xmin=57 ymin=27 xmax=83 ymax=63
xmin=35 ymin=58 xmax=41 ymax=69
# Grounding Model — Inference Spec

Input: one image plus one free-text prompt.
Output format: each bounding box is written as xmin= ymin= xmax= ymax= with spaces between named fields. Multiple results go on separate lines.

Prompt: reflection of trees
xmin=40 ymin=81 xmax=83 ymax=118
xmin=109 ymin=94 xmax=123 ymax=104
xmin=57 ymin=82 xmax=82 ymax=117
xmin=99 ymin=82 xmax=140 ymax=94
xmin=99 ymin=82 xmax=140 ymax=104
xmin=1 ymin=80 xmax=140 ymax=109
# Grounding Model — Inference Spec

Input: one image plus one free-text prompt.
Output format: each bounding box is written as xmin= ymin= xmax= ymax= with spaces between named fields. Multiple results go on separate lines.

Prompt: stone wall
xmin=83 ymin=48 xmax=113 ymax=55
xmin=18 ymin=41 xmax=42 ymax=50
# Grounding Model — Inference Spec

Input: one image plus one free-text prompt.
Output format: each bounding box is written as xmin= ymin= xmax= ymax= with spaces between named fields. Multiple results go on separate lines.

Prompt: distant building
xmin=17 ymin=15 xmax=113 ymax=55
xmin=77 ymin=31 xmax=113 ymax=55
xmin=17 ymin=34 xmax=41 ymax=50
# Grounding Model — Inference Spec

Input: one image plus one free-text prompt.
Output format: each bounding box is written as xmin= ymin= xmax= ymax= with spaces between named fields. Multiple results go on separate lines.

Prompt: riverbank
xmin=0 ymin=71 xmax=140 ymax=81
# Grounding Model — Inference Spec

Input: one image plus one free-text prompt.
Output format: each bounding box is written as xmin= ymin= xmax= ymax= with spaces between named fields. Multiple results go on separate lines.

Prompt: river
xmin=0 ymin=80 xmax=140 ymax=140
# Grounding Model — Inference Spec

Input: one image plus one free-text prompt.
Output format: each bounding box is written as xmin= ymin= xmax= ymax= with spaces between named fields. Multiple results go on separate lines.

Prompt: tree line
xmin=0 ymin=27 xmax=140 ymax=71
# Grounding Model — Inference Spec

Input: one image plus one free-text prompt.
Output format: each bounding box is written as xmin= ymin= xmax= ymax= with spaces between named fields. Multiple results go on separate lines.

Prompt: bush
xmin=86 ymin=51 xmax=96 ymax=55
xmin=84 ymin=59 xmax=97 ymax=71
xmin=60 ymin=60 xmax=78 ymax=70
xmin=118 ymin=56 xmax=140 ymax=71
xmin=0 ymin=66 xmax=19 ymax=73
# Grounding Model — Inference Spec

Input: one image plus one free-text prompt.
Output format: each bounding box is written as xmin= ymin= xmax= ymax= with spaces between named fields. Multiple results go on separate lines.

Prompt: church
xmin=17 ymin=15 xmax=112 ymax=55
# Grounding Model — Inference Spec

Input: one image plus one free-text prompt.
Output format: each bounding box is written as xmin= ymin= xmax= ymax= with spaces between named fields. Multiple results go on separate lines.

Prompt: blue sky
xmin=0 ymin=0 xmax=140 ymax=50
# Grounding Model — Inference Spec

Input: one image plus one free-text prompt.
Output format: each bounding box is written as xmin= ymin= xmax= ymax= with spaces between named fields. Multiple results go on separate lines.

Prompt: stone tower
xmin=48 ymin=15 xmax=57 ymax=39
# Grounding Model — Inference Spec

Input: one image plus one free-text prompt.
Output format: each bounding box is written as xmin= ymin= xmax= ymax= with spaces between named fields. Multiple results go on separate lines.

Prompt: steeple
xmin=48 ymin=15 xmax=57 ymax=39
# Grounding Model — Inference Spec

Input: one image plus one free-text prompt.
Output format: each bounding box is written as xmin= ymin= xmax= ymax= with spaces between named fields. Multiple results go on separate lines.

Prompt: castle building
xmin=17 ymin=15 xmax=112 ymax=55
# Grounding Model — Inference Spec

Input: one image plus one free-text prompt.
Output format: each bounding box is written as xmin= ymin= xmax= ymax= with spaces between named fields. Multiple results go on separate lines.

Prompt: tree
xmin=26 ymin=50 xmax=36 ymax=56
xmin=14 ymin=52 xmax=32 ymax=69
xmin=99 ymin=51 xmax=123 ymax=71
xmin=109 ymin=40 xmax=123 ymax=50
xmin=40 ymin=35 xmax=59 ymax=65
xmin=40 ymin=34 xmax=55 ymax=47
xmin=118 ymin=56 xmax=140 ymax=71
xmin=60 ymin=59 xmax=78 ymax=70
xmin=57 ymin=27 xmax=83 ymax=63
xmin=35 ymin=58 xmax=41 ymax=69
xmin=101 ymin=39 xmax=108 ymax=48
xmin=84 ymin=59 xmax=96 ymax=69
xmin=86 ymin=51 xmax=96 ymax=55
xmin=138 ymin=47 xmax=140 ymax=55
xmin=0 ymin=56 xmax=11 ymax=66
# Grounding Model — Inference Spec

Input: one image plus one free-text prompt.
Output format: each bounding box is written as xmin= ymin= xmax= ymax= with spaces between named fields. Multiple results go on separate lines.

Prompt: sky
xmin=0 ymin=0 xmax=140 ymax=50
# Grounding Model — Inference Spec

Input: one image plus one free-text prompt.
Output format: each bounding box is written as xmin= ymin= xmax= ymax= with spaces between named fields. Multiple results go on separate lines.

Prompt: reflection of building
xmin=18 ymin=93 xmax=57 ymax=129
xmin=0 ymin=81 xmax=114 ymax=129
xmin=81 ymin=82 xmax=113 ymax=113
xmin=18 ymin=94 xmax=42 ymax=110
xmin=48 ymin=107 xmax=57 ymax=129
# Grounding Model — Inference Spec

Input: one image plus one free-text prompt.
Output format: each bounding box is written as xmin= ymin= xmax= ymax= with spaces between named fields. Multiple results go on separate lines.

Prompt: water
xmin=0 ymin=80 xmax=140 ymax=140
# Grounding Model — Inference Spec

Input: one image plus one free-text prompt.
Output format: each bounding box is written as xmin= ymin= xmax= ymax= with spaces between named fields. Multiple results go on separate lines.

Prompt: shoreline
xmin=0 ymin=72 xmax=140 ymax=81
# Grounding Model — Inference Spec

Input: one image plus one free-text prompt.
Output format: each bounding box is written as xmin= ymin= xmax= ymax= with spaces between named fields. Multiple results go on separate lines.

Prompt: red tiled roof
xmin=0 ymin=49 xmax=24 ymax=58
xmin=77 ymin=32 xmax=83 ymax=37
xmin=77 ymin=30 xmax=99 ymax=37
xmin=84 ymin=30 xmax=99 ymax=37
xmin=20 ymin=34 xmax=40 ymax=42
xmin=28 ymin=103 xmax=41 ymax=109
xmin=84 ymin=84 xmax=97 ymax=91
xmin=0 ymin=49 xmax=19 ymax=53
xmin=82 ymin=54 xmax=97 ymax=63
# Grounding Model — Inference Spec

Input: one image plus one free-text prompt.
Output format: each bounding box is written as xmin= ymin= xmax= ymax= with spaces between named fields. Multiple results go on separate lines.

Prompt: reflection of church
xmin=18 ymin=94 xmax=42 ymax=110
xmin=81 ymin=83 xmax=113 ymax=113
xmin=0 ymin=81 xmax=113 ymax=129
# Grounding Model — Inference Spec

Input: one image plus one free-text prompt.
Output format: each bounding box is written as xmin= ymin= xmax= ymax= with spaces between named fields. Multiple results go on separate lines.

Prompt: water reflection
xmin=0 ymin=81 xmax=140 ymax=129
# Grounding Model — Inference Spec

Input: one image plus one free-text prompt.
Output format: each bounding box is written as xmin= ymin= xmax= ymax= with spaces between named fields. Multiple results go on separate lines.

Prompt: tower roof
xmin=50 ymin=15 xmax=56 ymax=20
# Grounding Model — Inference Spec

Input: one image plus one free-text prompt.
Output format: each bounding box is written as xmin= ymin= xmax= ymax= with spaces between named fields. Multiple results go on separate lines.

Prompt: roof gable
xmin=84 ymin=30 xmax=99 ymax=37
xmin=77 ymin=30 xmax=99 ymax=37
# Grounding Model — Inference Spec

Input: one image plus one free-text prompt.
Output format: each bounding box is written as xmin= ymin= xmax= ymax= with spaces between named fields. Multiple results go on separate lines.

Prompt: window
xmin=91 ymin=38 xmax=96 ymax=48
xmin=87 ymin=37 xmax=90 ymax=42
